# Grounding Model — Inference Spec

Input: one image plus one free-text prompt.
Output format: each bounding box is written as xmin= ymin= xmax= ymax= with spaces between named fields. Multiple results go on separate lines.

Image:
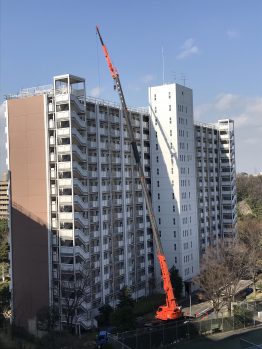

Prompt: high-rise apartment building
xmin=149 ymin=83 xmax=200 ymax=288
xmin=195 ymin=120 xmax=237 ymax=253
xmin=4 ymin=75 xmax=237 ymax=331
xmin=5 ymin=74 xmax=152 ymax=330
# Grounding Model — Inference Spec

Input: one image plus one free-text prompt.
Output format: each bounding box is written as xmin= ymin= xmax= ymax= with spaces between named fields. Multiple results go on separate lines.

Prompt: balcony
xmin=56 ymin=110 xmax=70 ymax=121
xmin=89 ymin=171 xmax=98 ymax=179
xmin=113 ymin=185 xmax=122 ymax=192
xmin=57 ymin=127 xmax=70 ymax=137
xmin=100 ymin=128 xmax=108 ymax=136
xmin=90 ymin=215 xmax=99 ymax=224
xmin=59 ymin=212 xmax=73 ymax=220
xmin=88 ymin=156 xmax=97 ymax=163
xmin=116 ymin=212 xmax=123 ymax=219
xmin=111 ymin=129 xmax=120 ymax=138
xmin=90 ymin=185 xmax=98 ymax=193
xmin=60 ymin=263 xmax=74 ymax=272
xmin=101 ymin=185 xmax=110 ymax=192
xmin=90 ymin=201 xmax=99 ymax=208
xmin=59 ymin=195 xmax=72 ymax=204
xmin=100 ymin=157 xmax=109 ymax=164
xmin=58 ymin=161 xmax=71 ymax=171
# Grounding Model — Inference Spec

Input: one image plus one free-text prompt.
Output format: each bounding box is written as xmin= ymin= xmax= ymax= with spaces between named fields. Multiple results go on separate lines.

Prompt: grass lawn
xmin=166 ymin=327 xmax=262 ymax=349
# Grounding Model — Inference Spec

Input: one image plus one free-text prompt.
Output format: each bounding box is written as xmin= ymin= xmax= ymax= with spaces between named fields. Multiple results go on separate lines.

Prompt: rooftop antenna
xmin=180 ymin=73 xmax=187 ymax=86
xmin=171 ymin=71 xmax=177 ymax=83
xmin=162 ymin=46 xmax=165 ymax=85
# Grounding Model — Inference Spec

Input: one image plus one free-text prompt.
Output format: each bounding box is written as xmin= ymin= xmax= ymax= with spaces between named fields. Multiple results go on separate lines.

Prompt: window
xmin=173 ymin=205 xmax=175 ymax=212
xmin=169 ymin=117 xmax=172 ymax=124
xmin=159 ymin=218 xmax=161 ymax=224
xmin=156 ymin=156 xmax=159 ymax=163
xmin=158 ymin=206 xmax=160 ymax=212
xmin=173 ymin=218 xmax=176 ymax=225
xmin=172 ymin=193 xmax=175 ymax=199
xmin=174 ymin=244 xmax=176 ymax=251
xmin=154 ymin=94 xmax=156 ymax=101
xmin=156 ymin=144 xmax=158 ymax=150
xmin=157 ymin=181 xmax=160 ymax=187
xmin=157 ymin=168 xmax=159 ymax=175
xmin=174 ymin=231 xmax=176 ymax=238
xmin=158 ymin=193 xmax=160 ymax=199
xmin=155 ymin=107 xmax=157 ymax=113
xmin=155 ymin=131 xmax=158 ymax=138
xmin=175 ymin=257 xmax=177 ymax=263
xmin=171 ymin=168 xmax=173 ymax=174
xmin=169 ymin=92 xmax=171 ymax=99
xmin=169 ymin=105 xmax=171 ymax=111
xmin=170 ymin=130 xmax=172 ymax=136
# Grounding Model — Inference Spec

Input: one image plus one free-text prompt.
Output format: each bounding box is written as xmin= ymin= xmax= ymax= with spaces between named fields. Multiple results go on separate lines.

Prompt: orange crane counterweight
xmin=96 ymin=26 xmax=182 ymax=321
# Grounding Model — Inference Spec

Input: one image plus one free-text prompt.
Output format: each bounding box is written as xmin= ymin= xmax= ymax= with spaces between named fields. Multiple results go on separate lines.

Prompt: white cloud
xmin=195 ymin=93 xmax=262 ymax=173
xmin=196 ymin=93 xmax=262 ymax=129
xmin=177 ymin=38 xmax=200 ymax=60
xmin=226 ymin=30 xmax=239 ymax=39
xmin=90 ymin=86 xmax=102 ymax=98
xmin=215 ymin=93 xmax=241 ymax=111
xmin=141 ymin=74 xmax=155 ymax=84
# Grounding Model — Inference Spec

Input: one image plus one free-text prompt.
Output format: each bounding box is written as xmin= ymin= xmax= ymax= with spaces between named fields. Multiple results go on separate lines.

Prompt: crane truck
xmin=96 ymin=26 xmax=182 ymax=321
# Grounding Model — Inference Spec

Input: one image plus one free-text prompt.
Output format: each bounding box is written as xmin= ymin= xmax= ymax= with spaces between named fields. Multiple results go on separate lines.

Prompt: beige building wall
xmin=7 ymin=96 xmax=49 ymax=328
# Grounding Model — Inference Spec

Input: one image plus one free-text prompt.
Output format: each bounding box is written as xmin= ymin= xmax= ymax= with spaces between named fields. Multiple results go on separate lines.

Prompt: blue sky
xmin=1 ymin=0 xmax=262 ymax=173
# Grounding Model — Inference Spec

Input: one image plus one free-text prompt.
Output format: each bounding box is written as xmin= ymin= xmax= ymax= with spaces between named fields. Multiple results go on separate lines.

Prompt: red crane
xmin=96 ymin=26 xmax=182 ymax=321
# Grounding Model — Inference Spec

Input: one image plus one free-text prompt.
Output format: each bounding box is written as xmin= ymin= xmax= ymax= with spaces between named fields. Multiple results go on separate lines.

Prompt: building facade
xmin=5 ymin=76 xmax=237 ymax=330
xmin=195 ymin=119 xmax=237 ymax=254
xmin=149 ymin=83 xmax=200 ymax=288
xmin=0 ymin=172 xmax=9 ymax=219
xmin=6 ymin=74 xmax=153 ymax=330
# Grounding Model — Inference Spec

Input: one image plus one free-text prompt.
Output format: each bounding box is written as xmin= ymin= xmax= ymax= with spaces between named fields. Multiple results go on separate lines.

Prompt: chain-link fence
xmin=114 ymin=315 xmax=261 ymax=349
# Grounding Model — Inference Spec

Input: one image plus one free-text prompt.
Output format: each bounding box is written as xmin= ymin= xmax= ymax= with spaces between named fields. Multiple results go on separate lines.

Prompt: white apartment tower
xmin=149 ymin=83 xmax=200 ymax=287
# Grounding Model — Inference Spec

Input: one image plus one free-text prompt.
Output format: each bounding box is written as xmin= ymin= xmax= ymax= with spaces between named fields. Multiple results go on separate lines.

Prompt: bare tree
xmin=238 ymin=217 xmax=262 ymax=295
xmin=221 ymin=241 xmax=249 ymax=314
xmin=195 ymin=241 xmax=248 ymax=316
xmin=61 ymin=263 xmax=91 ymax=331
xmin=194 ymin=245 xmax=229 ymax=316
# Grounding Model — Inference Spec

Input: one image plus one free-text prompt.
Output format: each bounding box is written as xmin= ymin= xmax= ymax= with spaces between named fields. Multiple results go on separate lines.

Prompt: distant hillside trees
xmin=237 ymin=174 xmax=262 ymax=218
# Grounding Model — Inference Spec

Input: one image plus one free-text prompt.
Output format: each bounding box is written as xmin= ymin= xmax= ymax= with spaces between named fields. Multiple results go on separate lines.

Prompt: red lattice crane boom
xmin=96 ymin=26 xmax=182 ymax=321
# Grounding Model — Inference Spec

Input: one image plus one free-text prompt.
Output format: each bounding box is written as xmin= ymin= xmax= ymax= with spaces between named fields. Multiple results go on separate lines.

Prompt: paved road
xmin=166 ymin=326 xmax=262 ymax=349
